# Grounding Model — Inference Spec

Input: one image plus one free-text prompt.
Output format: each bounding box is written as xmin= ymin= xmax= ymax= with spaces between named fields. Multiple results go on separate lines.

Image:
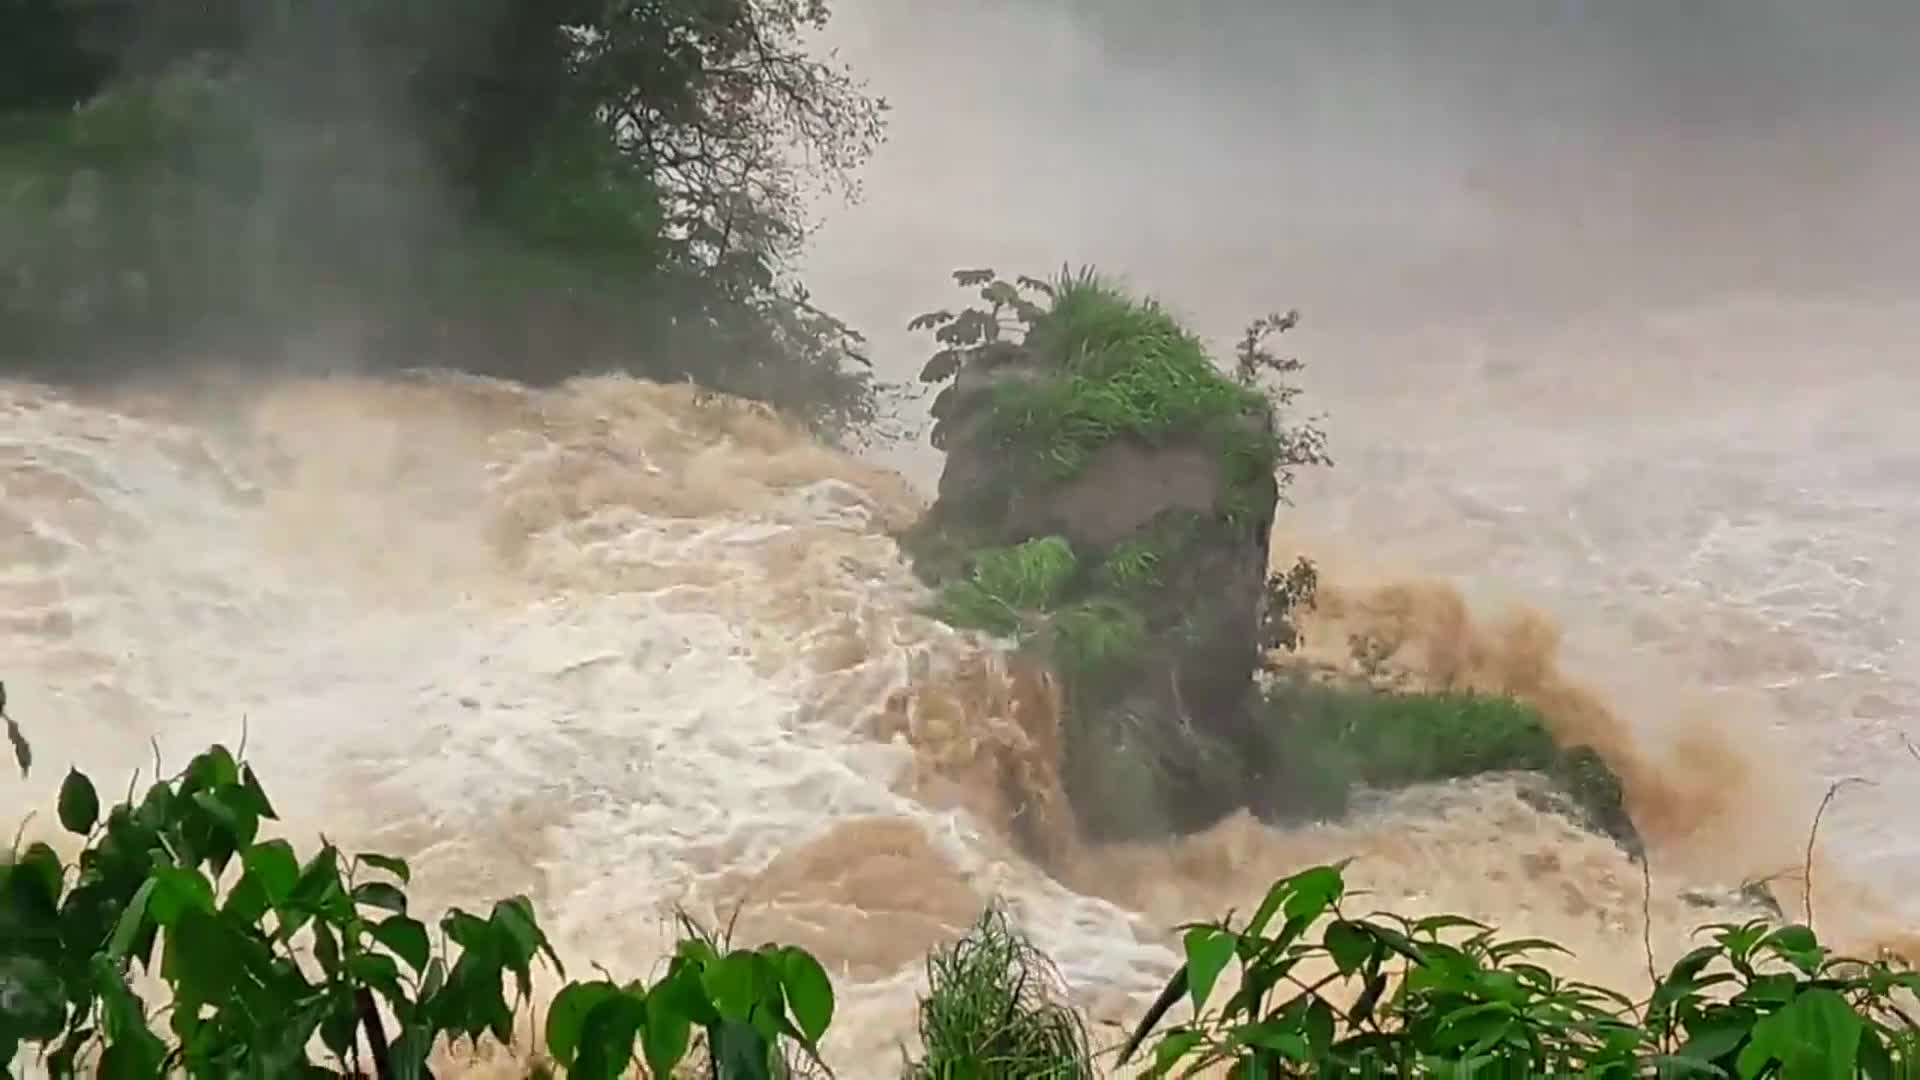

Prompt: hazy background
xmin=801 ymin=0 xmax=1920 ymax=905
xmin=806 ymin=0 xmax=1920 ymax=368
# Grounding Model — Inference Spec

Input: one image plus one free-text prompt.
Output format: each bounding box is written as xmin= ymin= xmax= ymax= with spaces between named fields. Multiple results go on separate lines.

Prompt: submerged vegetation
xmin=2 ymin=709 xmax=1912 ymax=1077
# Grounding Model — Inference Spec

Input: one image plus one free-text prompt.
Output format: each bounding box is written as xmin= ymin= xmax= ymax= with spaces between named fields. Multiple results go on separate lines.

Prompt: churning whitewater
xmin=0 ymin=367 xmax=1911 ymax=1076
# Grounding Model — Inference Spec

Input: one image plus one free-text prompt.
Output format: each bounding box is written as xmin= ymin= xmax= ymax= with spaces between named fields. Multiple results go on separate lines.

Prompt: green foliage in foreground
xmin=1125 ymin=862 xmax=1920 ymax=1078
xmin=0 ymin=699 xmax=833 ymax=1078
xmin=6 ymin=703 xmax=1915 ymax=1076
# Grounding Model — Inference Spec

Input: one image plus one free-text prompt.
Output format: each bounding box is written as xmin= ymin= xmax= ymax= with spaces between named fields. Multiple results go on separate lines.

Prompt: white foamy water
xmin=0 ymin=374 xmax=1180 ymax=1073
xmin=1280 ymin=296 xmax=1920 ymax=912
xmin=4 ymin=340 xmax=1911 ymax=1075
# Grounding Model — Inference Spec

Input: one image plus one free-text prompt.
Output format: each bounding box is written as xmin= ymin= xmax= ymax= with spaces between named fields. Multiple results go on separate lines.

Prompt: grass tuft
xmin=927 ymin=536 xmax=1079 ymax=637
xmin=987 ymin=272 xmax=1271 ymax=478
xmin=907 ymin=904 xmax=1092 ymax=1080
xmin=1046 ymin=599 xmax=1148 ymax=678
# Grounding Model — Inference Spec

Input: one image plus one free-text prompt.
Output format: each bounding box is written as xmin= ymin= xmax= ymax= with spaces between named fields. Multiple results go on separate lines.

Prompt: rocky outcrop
xmin=902 ymin=268 xmax=1647 ymax=860
xmin=905 ymin=275 xmax=1287 ymax=844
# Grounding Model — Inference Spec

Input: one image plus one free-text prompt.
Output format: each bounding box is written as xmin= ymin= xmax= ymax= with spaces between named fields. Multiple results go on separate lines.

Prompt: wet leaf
xmin=372 ymin=914 xmax=431 ymax=973
xmin=357 ymin=852 xmax=410 ymax=884
xmin=352 ymin=880 xmax=408 ymax=915
xmin=1183 ymin=927 xmax=1236 ymax=1016
xmin=575 ymin=990 xmax=645 ymax=1080
xmin=1737 ymin=988 xmax=1862 ymax=1079
xmin=1324 ymin=920 xmax=1373 ymax=976
xmin=241 ymin=839 xmax=299 ymax=905
xmin=546 ymin=979 xmax=621 ymax=1067
xmin=108 ymin=878 xmax=157 ymax=959
xmin=778 ymin=946 xmax=833 ymax=1045
xmin=56 ymin=768 xmax=98 ymax=835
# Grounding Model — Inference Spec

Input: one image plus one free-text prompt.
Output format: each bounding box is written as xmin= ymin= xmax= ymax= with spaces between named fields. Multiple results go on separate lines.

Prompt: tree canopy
xmin=0 ymin=0 xmax=889 ymax=440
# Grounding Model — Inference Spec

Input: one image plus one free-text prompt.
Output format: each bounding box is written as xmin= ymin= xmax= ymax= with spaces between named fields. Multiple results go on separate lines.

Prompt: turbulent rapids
xmin=0 ymin=370 xmax=1910 ymax=1075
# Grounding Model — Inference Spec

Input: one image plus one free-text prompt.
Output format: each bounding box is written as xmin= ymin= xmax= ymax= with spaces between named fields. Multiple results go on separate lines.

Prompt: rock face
xmin=903 ymin=269 xmax=1646 ymax=859
xmin=915 ymin=345 xmax=1283 ymax=843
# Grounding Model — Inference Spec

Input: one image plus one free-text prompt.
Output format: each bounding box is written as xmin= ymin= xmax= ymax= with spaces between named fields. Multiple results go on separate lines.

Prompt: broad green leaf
xmin=241 ymin=839 xmax=300 ymax=904
xmin=15 ymin=842 xmax=63 ymax=908
xmin=350 ymin=951 xmax=405 ymax=1004
xmin=320 ymin=1000 xmax=360 ymax=1060
xmin=1244 ymin=877 xmax=1291 ymax=940
xmin=640 ymin=984 xmax=695 ymax=1078
xmin=1736 ymin=988 xmax=1863 ymax=1080
xmin=1282 ymin=864 xmax=1345 ymax=923
xmin=490 ymin=895 xmax=555 ymax=972
xmin=356 ymin=852 xmax=411 ymax=884
xmin=1858 ymin=1027 xmax=1894 ymax=1080
xmin=704 ymin=951 xmax=762 ymax=1021
xmin=289 ymin=845 xmax=344 ymax=919
xmin=313 ymin=919 xmax=341 ymax=977
xmin=371 ymin=914 xmax=431 ymax=973
xmin=163 ymin=909 xmax=243 ymax=1000
xmin=238 ymin=764 xmax=278 ymax=820
xmin=1237 ymin=1023 xmax=1309 ymax=1060
xmin=1303 ymin=997 xmax=1335 ymax=1057
xmin=546 ymin=980 xmax=622 ymax=1067
xmin=352 ymin=880 xmax=408 ymax=915
xmin=1759 ymin=924 xmax=1823 ymax=974
xmin=651 ymin=963 xmax=721 ymax=1028
xmin=1324 ymin=919 xmax=1373 ymax=976
xmin=191 ymin=787 xmax=260 ymax=858
xmin=222 ymin=870 xmax=269 ymax=925
xmin=148 ymin=866 xmax=215 ymax=925
xmin=108 ymin=878 xmax=157 ymax=958
xmin=442 ymin=909 xmax=496 ymax=955
xmin=1182 ymin=927 xmax=1236 ymax=1015
xmin=708 ymin=1016 xmax=777 ymax=1080
xmin=778 ymin=946 xmax=834 ymax=1045
xmin=1672 ymin=1015 xmax=1750 ymax=1064
xmin=185 ymin=744 xmax=240 ymax=791
xmin=57 ymin=768 xmax=99 ymax=834
xmin=574 ymin=991 xmax=646 ymax=1080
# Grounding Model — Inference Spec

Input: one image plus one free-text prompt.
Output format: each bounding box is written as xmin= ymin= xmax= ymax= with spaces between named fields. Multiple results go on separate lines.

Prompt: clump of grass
xmin=1046 ymin=599 xmax=1147 ymax=679
xmin=988 ymin=275 xmax=1271 ymax=479
xmin=906 ymin=904 xmax=1092 ymax=1080
xmin=1257 ymin=681 xmax=1639 ymax=848
xmin=973 ymin=536 xmax=1077 ymax=609
xmin=927 ymin=536 xmax=1079 ymax=637
xmin=1282 ymin=685 xmax=1562 ymax=787
xmin=1094 ymin=539 xmax=1160 ymax=591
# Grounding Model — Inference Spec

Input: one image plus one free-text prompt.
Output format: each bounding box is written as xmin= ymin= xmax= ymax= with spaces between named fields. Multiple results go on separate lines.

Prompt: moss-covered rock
xmin=904 ymin=269 xmax=1291 ymax=842
xmin=901 ymin=266 xmax=1640 ymax=855
xmin=1255 ymin=679 xmax=1642 ymax=853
